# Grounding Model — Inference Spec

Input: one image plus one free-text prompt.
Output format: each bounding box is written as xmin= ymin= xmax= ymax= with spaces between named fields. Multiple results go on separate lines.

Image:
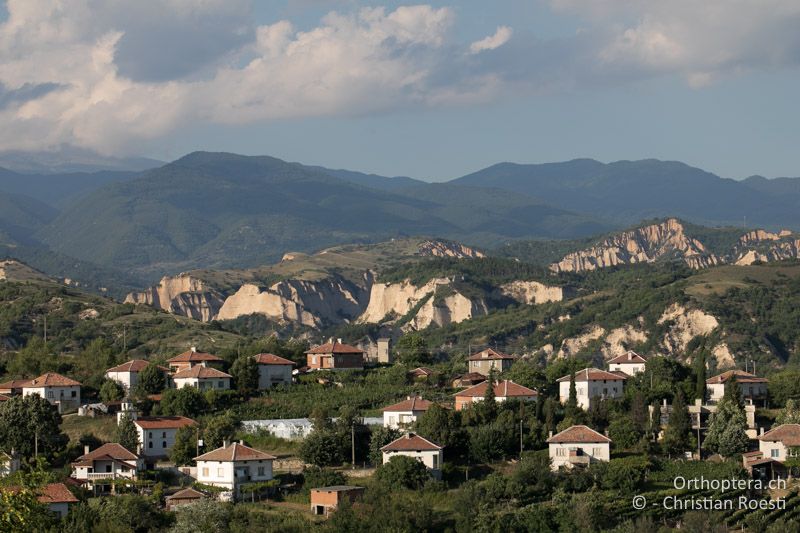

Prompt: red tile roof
xmin=167 ymin=350 xmax=222 ymax=363
xmin=306 ymin=341 xmax=363 ymax=355
xmin=556 ymin=368 xmax=628 ymax=383
xmin=172 ymin=366 xmax=232 ymax=380
xmin=381 ymin=433 xmax=442 ymax=452
xmin=759 ymin=424 xmax=800 ymax=446
xmin=134 ymin=416 xmax=196 ymax=430
xmin=467 ymin=348 xmax=516 ymax=361
xmin=382 ymin=396 xmax=435 ymax=412
xmin=0 ymin=379 xmax=32 ymax=390
xmin=706 ymin=369 xmax=768 ymax=384
xmin=453 ymin=372 xmax=487 ymax=386
xmin=106 ymin=359 xmax=169 ymax=373
xmin=76 ymin=443 xmax=139 ymax=462
xmin=454 ymin=379 xmax=537 ymax=398
xmin=194 ymin=442 xmax=276 ymax=462
xmin=607 ymin=351 xmax=647 ymax=365
xmin=166 ymin=487 xmax=206 ymax=501
xmin=0 ymin=394 xmax=9 ymax=402
xmin=410 ymin=367 xmax=435 ymax=376
xmin=253 ymin=353 xmax=295 ymax=366
xmin=547 ymin=425 xmax=611 ymax=444
xmin=25 ymin=372 xmax=81 ymax=387
xmin=38 ymin=483 xmax=78 ymax=504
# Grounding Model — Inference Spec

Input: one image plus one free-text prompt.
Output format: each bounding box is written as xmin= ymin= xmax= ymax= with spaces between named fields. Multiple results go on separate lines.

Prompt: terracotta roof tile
xmin=409 ymin=367 xmax=435 ymax=376
xmin=253 ymin=353 xmax=295 ymax=366
xmin=556 ymin=368 xmax=628 ymax=383
xmin=759 ymin=424 xmax=800 ymax=446
xmin=75 ymin=443 xmax=139 ymax=462
xmin=305 ymin=342 xmax=363 ymax=355
xmin=381 ymin=432 xmax=442 ymax=452
xmin=607 ymin=351 xmax=647 ymax=365
xmin=706 ymin=369 xmax=768 ymax=384
xmin=0 ymin=394 xmax=9 ymax=402
xmin=25 ymin=372 xmax=81 ymax=387
xmin=194 ymin=442 xmax=276 ymax=462
xmin=382 ymin=396 xmax=435 ymax=412
xmin=0 ymin=379 xmax=32 ymax=389
xmin=454 ymin=380 xmax=537 ymax=398
xmin=172 ymin=366 xmax=232 ymax=380
xmin=106 ymin=359 xmax=169 ymax=373
xmin=167 ymin=487 xmax=206 ymax=501
xmin=167 ymin=350 xmax=222 ymax=363
xmin=467 ymin=348 xmax=516 ymax=361
xmin=547 ymin=425 xmax=611 ymax=444
xmin=134 ymin=416 xmax=196 ymax=430
xmin=38 ymin=483 xmax=79 ymax=504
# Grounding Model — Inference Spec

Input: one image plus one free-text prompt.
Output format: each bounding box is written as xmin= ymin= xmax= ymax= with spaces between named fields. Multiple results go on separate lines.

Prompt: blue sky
xmin=1 ymin=1 xmax=799 ymax=180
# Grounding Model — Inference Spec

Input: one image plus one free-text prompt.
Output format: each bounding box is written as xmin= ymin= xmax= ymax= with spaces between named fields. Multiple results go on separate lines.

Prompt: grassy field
xmin=61 ymin=414 xmax=119 ymax=443
xmin=685 ymin=263 xmax=800 ymax=297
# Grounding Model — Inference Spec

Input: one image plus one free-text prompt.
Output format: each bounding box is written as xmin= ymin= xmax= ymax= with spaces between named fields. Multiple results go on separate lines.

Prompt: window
xmin=71 ymin=390 xmax=77 ymax=397
xmin=218 ymin=381 xmax=224 ymax=388
xmin=162 ymin=432 xmax=166 ymax=438
xmin=772 ymin=449 xmax=780 ymax=458
xmin=592 ymin=447 xmax=602 ymax=456
xmin=258 ymin=466 xmax=265 ymax=476
xmin=47 ymin=390 xmax=53 ymax=398
xmin=432 ymin=455 xmax=438 ymax=468
xmin=202 ymin=468 xmax=209 ymax=477
xmin=162 ymin=441 xmax=167 ymax=448
xmin=148 ymin=442 xmax=153 ymax=449
xmin=217 ymin=468 xmax=224 ymax=477
xmin=106 ymin=465 xmax=112 ymax=473
xmin=556 ymin=448 xmax=566 ymax=457
xmin=149 ymin=432 xmax=153 ymax=438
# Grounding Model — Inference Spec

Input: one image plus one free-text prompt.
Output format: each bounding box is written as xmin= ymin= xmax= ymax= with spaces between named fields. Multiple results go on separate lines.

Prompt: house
xmin=166 ymin=487 xmax=206 ymax=510
xmin=167 ymin=348 xmax=223 ymax=373
xmin=194 ymin=441 xmax=276 ymax=500
xmin=22 ymin=373 xmax=82 ymax=412
xmin=106 ymin=359 xmax=168 ymax=390
xmin=607 ymin=351 xmax=647 ymax=375
xmin=0 ymin=451 xmax=20 ymax=477
xmin=37 ymin=483 xmax=79 ymax=519
xmin=354 ymin=336 xmax=392 ymax=364
xmin=467 ymin=348 xmax=516 ymax=376
xmin=409 ymin=367 xmax=435 ymax=380
xmin=381 ymin=433 xmax=443 ymax=477
xmin=71 ymin=443 xmax=144 ymax=492
xmin=171 ymin=366 xmax=232 ymax=391
xmin=451 ymin=372 xmax=486 ymax=388
xmin=306 ymin=340 xmax=365 ymax=371
xmin=0 ymin=379 xmax=29 ymax=395
xmin=310 ymin=486 xmax=365 ymax=516
xmin=742 ymin=450 xmax=786 ymax=481
xmin=557 ymin=368 xmax=627 ymax=409
xmin=133 ymin=416 xmax=197 ymax=459
xmin=758 ymin=424 xmax=800 ymax=462
xmin=706 ymin=370 xmax=768 ymax=405
xmin=454 ymin=380 xmax=537 ymax=411
xmin=547 ymin=425 xmax=611 ymax=471
xmin=253 ymin=353 xmax=295 ymax=389
xmin=382 ymin=396 xmax=435 ymax=429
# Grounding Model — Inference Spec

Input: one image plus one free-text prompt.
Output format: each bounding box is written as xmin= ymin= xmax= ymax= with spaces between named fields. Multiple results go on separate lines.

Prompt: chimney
xmin=190 ymin=346 xmax=197 ymax=353
xmin=628 ymin=352 xmax=632 ymax=360
xmin=759 ymin=427 xmax=764 ymax=436
xmin=337 ymin=338 xmax=342 ymax=344
xmin=223 ymin=439 xmax=230 ymax=448
xmin=84 ymin=445 xmax=90 ymax=455
xmin=548 ymin=430 xmax=553 ymax=439
xmin=239 ymin=440 xmax=245 ymax=446
xmin=663 ymin=398 xmax=667 ymax=407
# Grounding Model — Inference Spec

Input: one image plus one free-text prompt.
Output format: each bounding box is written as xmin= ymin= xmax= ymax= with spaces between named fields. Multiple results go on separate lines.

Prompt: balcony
xmin=567 ymin=455 xmax=591 ymax=466
xmin=84 ymin=471 xmax=136 ymax=481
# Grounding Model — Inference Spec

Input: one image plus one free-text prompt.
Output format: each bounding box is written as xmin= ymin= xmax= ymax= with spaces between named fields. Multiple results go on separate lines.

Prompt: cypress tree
xmin=650 ymin=401 xmax=662 ymax=441
xmin=663 ymin=390 xmax=691 ymax=456
xmin=694 ymin=351 xmax=706 ymax=401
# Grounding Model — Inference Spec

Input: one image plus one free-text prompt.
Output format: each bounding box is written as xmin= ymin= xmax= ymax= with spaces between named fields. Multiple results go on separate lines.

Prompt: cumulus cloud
xmin=469 ymin=26 xmax=513 ymax=54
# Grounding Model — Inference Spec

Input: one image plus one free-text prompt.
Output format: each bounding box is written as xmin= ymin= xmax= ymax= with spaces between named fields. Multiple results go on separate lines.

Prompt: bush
xmin=375 ymin=455 xmax=431 ymax=489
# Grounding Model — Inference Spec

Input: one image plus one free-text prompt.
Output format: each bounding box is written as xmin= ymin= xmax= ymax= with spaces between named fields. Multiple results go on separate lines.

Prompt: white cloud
xmin=469 ymin=26 xmax=513 ymax=54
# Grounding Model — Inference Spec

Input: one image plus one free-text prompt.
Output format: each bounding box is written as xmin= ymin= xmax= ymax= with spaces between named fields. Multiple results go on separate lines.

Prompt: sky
xmin=0 ymin=0 xmax=799 ymax=180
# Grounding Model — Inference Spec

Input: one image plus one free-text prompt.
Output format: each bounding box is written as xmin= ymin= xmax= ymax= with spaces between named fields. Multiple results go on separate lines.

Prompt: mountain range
xmin=1 ymin=150 xmax=799 ymax=292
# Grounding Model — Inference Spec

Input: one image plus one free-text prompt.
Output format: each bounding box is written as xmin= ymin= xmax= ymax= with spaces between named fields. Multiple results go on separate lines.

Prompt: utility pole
xmin=43 ymin=315 xmax=47 ymax=344
xmin=351 ymin=423 xmax=356 ymax=469
xmin=123 ymin=324 xmax=127 ymax=352
xmin=35 ymin=430 xmax=38 ymax=459
xmin=520 ymin=419 xmax=524 ymax=456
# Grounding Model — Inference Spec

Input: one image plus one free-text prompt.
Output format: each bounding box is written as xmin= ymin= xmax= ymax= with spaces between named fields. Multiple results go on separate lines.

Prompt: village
xmin=1 ymin=335 xmax=797 ymax=530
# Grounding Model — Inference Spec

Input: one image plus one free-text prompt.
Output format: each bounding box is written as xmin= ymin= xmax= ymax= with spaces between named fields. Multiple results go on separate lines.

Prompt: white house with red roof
xmin=381 ymin=432 xmax=443 ymax=476
xmin=453 ymin=380 xmax=537 ymax=411
xmin=194 ymin=441 xmax=276 ymax=499
xmin=105 ymin=359 xmax=169 ymax=390
xmin=305 ymin=339 xmax=364 ymax=370
xmin=172 ymin=366 xmax=232 ymax=391
xmin=21 ymin=372 xmax=81 ymax=411
xmin=167 ymin=348 xmax=223 ymax=373
xmin=382 ymin=396 xmax=435 ymax=429
xmin=758 ymin=424 xmax=800 ymax=462
xmin=607 ymin=351 xmax=647 ymax=376
xmin=547 ymin=425 xmax=612 ymax=470
xmin=71 ymin=443 xmax=144 ymax=491
xmin=37 ymin=483 xmax=79 ymax=519
xmin=467 ymin=348 xmax=517 ymax=376
xmin=706 ymin=370 xmax=768 ymax=404
xmin=253 ymin=353 xmax=294 ymax=389
xmin=557 ymin=368 xmax=627 ymax=409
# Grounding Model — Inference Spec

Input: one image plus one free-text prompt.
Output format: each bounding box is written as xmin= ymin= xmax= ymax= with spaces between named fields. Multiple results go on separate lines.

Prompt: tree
xmin=302 ymin=466 xmax=346 ymax=491
xmin=0 ymin=395 xmax=67 ymax=459
xmin=607 ymin=415 xmax=641 ymax=450
xmin=694 ymin=351 xmax=707 ymax=401
xmin=704 ymin=396 xmax=749 ymax=457
xmin=204 ymin=413 xmax=240 ymax=449
xmin=171 ymin=499 xmax=231 ymax=533
xmin=100 ymin=379 xmax=125 ymax=403
xmin=630 ymin=391 xmax=648 ymax=434
xmin=116 ymin=413 xmax=140 ymax=453
xmin=170 ymin=425 xmax=197 ymax=466
xmin=723 ymin=373 xmax=744 ymax=408
xmin=482 ymin=369 xmax=498 ymax=421
xmin=368 ymin=426 xmax=401 ymax=466
xmin=395 ymin=333 xmax=431 ymax=365
xmin=159 ymin=387 xmax=207 ymax=418
xmin=299 ymin=430 xmax=343 ymax=467
xmin=375 ymin=455 xmax=430 ymax=489
xmin=650 ymin=401 xmax=662 ymax=441
xmin=565 ymin=373 xmax=579 ymax=419
xmin=776 ymin=399 xmax=800 ymax=425
xmin=662 ymin=390 xmax=691 ymax=456
xmin=135 ymin=363 xmax=166 ymax=395
xmin=230 ymin=356 xmax=259 ymax=395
